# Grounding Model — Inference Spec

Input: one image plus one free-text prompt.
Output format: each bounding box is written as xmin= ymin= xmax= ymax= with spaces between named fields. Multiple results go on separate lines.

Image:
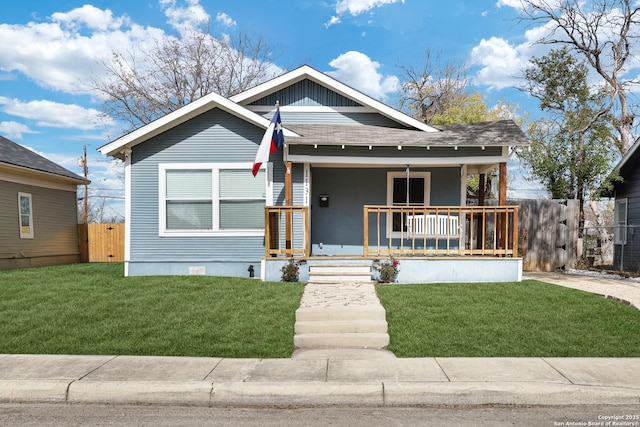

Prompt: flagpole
xmin=276 ymin=101 xmax=293 ymax=255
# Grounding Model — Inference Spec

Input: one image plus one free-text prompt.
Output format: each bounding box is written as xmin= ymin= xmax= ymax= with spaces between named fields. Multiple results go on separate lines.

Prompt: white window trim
xmin=614 ymin=198 xmax=628 ymax=245
xmin=386 ymin=171 xmax=431 ymax=239
xmin=18 ymin=192 xmax=34 ymax=239
xmin=158 ymin=162 xmax=273 ymax=237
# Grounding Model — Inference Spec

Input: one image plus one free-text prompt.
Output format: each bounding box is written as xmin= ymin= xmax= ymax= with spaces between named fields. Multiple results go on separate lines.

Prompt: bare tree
xmin=92 ymin=30 xmax=282 ymax=131
xmin=398 ymin=50 xmax=470 ymax=124
xmin=517 ymin=0 xmax=639 ymax=154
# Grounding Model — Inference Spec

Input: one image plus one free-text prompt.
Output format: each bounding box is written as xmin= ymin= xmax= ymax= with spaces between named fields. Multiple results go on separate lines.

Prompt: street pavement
xmin=0 ymin=271 xmax=639 ymax=408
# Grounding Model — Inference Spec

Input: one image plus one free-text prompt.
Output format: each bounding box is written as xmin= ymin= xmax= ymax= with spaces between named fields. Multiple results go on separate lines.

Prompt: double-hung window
xmin=18 ymin=192 xmax=34 ymax=239
xmin=159 ymin=163 xmax=271 ymax=236
xmin=614 ymin=198 xmax=628 ymax=245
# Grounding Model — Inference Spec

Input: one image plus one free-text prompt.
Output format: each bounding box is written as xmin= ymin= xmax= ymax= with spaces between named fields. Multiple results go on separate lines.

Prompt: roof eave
xmin=0 ymin=162 xmax=90 ymax=185
xmin=99 ymin=92 xmax=300 ymax=159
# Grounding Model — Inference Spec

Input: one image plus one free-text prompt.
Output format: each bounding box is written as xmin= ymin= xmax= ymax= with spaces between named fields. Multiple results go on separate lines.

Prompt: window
xmin=386 ymin=172 xmax=430 ymax=235
xmin=159 ymin=163 xmax=271 ymax=236
xmin=614 ymin=198 xmax=628 ymax=245
xmin=18 ymin=192 xmax=33 ymax=239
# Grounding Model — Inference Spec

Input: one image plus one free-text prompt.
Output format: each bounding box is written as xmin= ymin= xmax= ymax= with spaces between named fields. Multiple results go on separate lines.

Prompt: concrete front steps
xmin=307 ymin=263 xmax=372 ymax=284
xmin=294 ymin=265 xmax=390 ymax=350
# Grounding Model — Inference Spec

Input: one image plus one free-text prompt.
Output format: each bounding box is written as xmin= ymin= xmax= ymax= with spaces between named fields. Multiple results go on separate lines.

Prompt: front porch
xmin=261 ymin=205 xmax=523 ymax=283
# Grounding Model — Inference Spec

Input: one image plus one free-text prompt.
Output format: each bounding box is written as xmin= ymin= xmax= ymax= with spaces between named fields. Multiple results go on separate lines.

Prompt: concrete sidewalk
xmin=0 ymin=353 xmax=639 ymax=407
xmin=1 ymin=271 xmax=639 ymax=408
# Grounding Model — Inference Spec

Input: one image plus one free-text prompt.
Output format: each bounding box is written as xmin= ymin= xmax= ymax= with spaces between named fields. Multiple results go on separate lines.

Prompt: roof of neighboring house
xmin=598 ymin=137 xmax=640 ymax=198
xmin=615 ymin=137 xmax=640 ymax=175
xmin=0 ymin=135 xmax=89 ymax=184
xmin=286 ymin=120 xmax=529 ymax=147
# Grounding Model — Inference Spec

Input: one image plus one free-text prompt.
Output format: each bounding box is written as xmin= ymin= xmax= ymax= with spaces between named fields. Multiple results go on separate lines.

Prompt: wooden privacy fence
xmin=509 ymin=199 xmax=580 ymax=272
xmin=78 ymin=223 xmax=125 ymax=263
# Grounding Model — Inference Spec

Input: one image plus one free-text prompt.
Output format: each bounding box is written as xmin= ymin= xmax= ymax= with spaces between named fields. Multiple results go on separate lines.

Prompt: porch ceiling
xmin=285 ymin=120 xmax=529 ymax=148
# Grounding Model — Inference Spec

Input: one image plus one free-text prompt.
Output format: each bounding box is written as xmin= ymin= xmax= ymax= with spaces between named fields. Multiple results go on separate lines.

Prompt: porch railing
xmin=264 ymin=206 xmax=310 ymax=257
xmin=363 ymin=205 xmax=519 ymax=257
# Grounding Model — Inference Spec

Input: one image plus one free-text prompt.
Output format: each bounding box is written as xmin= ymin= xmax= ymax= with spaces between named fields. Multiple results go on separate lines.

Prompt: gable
xmin=249 ymin=79 xmax=362 ymax=108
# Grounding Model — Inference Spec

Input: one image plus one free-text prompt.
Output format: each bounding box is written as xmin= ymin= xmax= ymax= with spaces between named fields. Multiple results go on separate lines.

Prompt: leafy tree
xmin=92 ymin=29 xmax=281 ymax=131
xmin=520 ymin=47 xmax=617 ymax=232
xmin=399 ymin=52 xmax=526 ymax=200
xmin=517 ymin=0 xmax=639 ymax=154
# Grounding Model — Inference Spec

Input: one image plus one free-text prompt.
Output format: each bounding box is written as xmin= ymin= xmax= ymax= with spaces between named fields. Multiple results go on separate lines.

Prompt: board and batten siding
xmin=128 ymin=108 xmax=293 ymax=276
xmin=250 ymin=79 xmax=362 ymax=108
xmin=0 ymin=180 xmax=80 ymax=269
xmin=614 ymin=159 xmax=640 ymax=271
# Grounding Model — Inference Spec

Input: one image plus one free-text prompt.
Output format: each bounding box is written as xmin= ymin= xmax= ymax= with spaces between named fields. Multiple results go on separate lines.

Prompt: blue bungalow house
xmin=99 ymin=65 xmax=529 ymax=283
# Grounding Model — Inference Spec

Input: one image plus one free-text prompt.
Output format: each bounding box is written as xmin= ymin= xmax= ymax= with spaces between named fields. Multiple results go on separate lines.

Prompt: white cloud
xmin=326 ymin=51 xmax=399 ymax=100
xmin=160 ymin=0 xmax=209 ymax=35
xmin=327 ymin=0 xmax=405 ymax=25
xmin=335 ymin=0 xmax=405 ymax=16
xmin=0 ymin=97 xmax=114 ymax=130
xmin=216 ymin=12 xmax=236 ymax=27
xmin=0 ymin=7 xmax=164 ymax=94
xmin=496 ymin=0 xmax=523 ymax=8
xmin=0 ymin=121 xmax=37 ymax=140
xmin=325 ymin=16 xmax=341 ymax=28
xmin=51 ymin=5 xmax=130 ymax=31
xmin=470 ymin=37 xmax=528 ymax=90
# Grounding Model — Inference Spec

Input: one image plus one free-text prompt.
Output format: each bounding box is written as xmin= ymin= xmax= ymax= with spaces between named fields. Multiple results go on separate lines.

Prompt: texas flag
xmin=252 ymin=107 xmax=285 ymax=177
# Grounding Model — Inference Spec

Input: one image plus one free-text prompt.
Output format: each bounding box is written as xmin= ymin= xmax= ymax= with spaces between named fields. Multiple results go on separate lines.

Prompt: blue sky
xmin=0 ymin=0 xmax=566 ymax=217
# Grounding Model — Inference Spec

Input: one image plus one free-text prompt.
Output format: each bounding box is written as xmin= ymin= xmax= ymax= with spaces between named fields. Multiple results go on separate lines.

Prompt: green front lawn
xmin=376 ymin=281 xmax=640 ymax=357
xmin=0 ymin=263 xmax=304 ymax=358
xmin=2 ymin=264 xmax=639 ymax=357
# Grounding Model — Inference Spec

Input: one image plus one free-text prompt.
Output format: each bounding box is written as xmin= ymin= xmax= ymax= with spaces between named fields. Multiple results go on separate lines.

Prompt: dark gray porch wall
xmin=310 ymin=167 xmax=461 ymax=255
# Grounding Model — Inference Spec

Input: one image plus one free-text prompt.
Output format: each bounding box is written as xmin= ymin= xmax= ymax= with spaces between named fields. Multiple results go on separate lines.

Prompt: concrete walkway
xmin=1 ymin=272 xmax=639 ymax=407
xmin=524 ymin=271 xmax=640 ymax=310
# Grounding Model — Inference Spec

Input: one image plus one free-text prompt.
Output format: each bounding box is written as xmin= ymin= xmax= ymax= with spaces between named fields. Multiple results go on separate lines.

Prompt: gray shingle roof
xmin=0 ymin=135 xmax=89 ymax=183
xmin=285 ymin=120 xmax=529 ymax=147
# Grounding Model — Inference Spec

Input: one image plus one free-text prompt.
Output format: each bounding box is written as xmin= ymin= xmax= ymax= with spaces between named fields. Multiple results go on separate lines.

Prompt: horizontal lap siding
xmin=0 ymin=180 xmax=79 ymax=260
xmin=130 ymin=109 xmax=275 ymax=262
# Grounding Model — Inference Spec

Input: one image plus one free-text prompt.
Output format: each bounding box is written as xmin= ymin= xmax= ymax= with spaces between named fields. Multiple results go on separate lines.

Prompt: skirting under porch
xmin=262 ymin=256 xmax=523 ymax=283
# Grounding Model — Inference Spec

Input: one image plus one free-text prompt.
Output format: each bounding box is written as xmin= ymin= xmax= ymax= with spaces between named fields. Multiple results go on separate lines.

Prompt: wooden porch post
xmin=285 ymin=162 xmax=293 ymax=255
xmin=498 ymin=162 xmax=507 ymax=251
xmin=499 ymin=162 xmax=507 ymax=206
xmin=476 ymin=173 xmax=486 ymax=250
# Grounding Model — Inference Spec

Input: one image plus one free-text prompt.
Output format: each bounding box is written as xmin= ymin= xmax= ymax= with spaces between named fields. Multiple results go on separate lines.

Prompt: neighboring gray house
xmin=99 ymin=65 xmax=529 ymax=283
xmin=604 ymin=137 xmax=640 ymax=271
xmin=0 ymin=136 xmax=90 ymax=269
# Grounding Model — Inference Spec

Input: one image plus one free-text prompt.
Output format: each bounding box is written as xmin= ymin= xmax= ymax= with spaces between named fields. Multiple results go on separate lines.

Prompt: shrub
xmin=373 ymin=258 xmax=400 ymax=283
xmin=281 ymin=260 xmax=300 ymax=282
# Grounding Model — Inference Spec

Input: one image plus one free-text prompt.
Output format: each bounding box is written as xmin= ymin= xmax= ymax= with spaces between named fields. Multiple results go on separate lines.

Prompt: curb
xmin=2 ymin=380 xmax=639 ymax=407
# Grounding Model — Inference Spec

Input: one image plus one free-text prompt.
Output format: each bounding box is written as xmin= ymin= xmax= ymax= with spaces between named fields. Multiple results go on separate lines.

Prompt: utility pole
xmin=78 ymin=145 xmax=89 ymax=224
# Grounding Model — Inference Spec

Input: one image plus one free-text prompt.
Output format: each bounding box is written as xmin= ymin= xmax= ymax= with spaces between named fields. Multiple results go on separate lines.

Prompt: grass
xmin=2 ymin=264 xmax=640 ymax=358
xmin=0 ymin=263 xmax=304 ymax=358
xmin=376 ymin=280 xmax=640 ymax=357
